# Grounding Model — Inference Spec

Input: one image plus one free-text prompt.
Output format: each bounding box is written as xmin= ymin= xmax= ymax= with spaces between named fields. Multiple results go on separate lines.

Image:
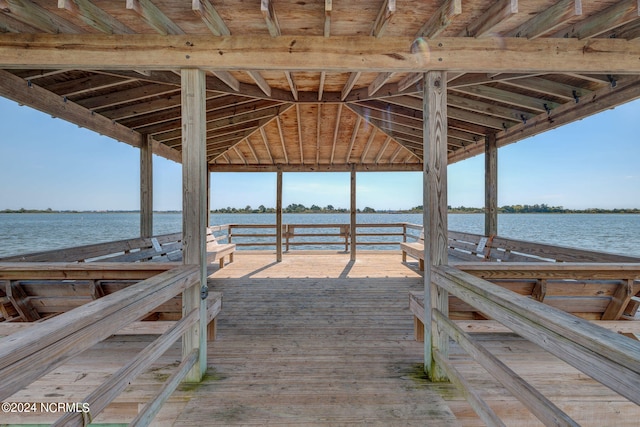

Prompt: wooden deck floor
xmin=4 ymin=251 xmax=639 ymax=426
xmin=174 ymin=251 xmax=459 ymax=426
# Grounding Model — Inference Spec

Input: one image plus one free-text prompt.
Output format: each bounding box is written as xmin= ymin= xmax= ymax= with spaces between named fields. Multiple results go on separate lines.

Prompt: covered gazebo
xmin=1 ymin=1 xmax=640 ymax=425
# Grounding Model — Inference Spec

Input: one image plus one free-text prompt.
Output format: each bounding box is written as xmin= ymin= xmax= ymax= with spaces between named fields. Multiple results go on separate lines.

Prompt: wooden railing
xmin=0 ymin=263 xmax=218 ymax=426
xmin=223 ymin=223 xmax=406 ymax=250
xmin=424 ymin=263 xmax=640 ymax=426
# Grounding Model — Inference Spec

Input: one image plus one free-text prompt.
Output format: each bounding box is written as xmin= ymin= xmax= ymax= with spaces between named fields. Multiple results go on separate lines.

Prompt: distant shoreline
xmin=2 ymin=208 xmax=640 ymax=215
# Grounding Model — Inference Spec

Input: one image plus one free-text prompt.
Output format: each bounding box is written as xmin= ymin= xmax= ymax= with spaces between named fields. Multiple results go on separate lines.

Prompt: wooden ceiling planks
xmin=0 ymin=0 xmax=638 ymax=168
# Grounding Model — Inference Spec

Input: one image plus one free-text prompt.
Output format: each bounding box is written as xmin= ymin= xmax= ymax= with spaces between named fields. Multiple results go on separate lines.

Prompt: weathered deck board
xmin=175 ymin=251 xmax=460 ymax=426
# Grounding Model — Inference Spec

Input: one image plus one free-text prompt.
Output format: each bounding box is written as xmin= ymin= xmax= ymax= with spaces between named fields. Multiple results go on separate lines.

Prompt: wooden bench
xmin=0 ymin=279 xmax=223 ymax=341
xmin=205 ymin=227 xmax=236 ymax=268
xmin=400 ymin=230 xmax=425 ymax=271
xmin=409 ymin=262 xmax=640 ymax=341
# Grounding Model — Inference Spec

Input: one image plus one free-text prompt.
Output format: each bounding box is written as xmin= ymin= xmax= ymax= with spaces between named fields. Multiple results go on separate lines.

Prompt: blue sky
xmin=0 ymin=96 xmax=638 ymax=211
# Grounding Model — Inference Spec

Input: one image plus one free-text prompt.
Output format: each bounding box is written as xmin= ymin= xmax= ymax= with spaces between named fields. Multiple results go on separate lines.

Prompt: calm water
xmin=0 ymin=212 xmax=639 ymax=258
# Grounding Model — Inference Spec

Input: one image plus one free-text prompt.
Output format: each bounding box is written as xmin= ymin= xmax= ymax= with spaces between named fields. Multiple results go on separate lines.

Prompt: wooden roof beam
xmin=259 ymin=127 xmax=274 ymax=164
xmin=47 ymin=74 xmax=137 ymax=98
xmin=243 ymin=139 xmax=260 ymax=164
xmin=553 ymin=0 xmax=639 ymax=40
xmin=448 ymin=72 xmax=542 ymax=88
xmin=359 ymin=128 xmax=377 ymax=164
xmin=0 ymin=9 xmax=39 ymax=32
xmin=371 ymin=0 xmax=396 ymax=38
xmin=341 ymin=72 xmax=360 ymax=101
xmin=330 ymin=103 xmax=342 ymax=164
xmin=324 ymin=0 xmax=332 ymax=37
xmin=374 ymin=136 xmax=392 ymax=164
xmin=5 ymin=35 xmax=640 ymax=74
xmin=450 ymin=85 xmax=558 ymax=113
xmin=275 ymin=115 xmax=288 ymax=164
xmin=368 ymin=72 xmax=395 ymax=97
xmin=316 ymin=104 xmax=322 ymax=164
xmin=500 ymin=77 xmax=593 ymax=102
xmin=296 ymin=104 xmax=303 ymax=164
xmin=416 ymin=0 xmax=462 ymax=38
xmin=58 ymin=0 xmax=134 ymax=34
xmin=192 ymin=0 xmax=230 ymax=36
xmin=0 ymin=69 xmax=147 ymax=152
xmin=285 ymin=71 xmax=298 ymax=101
xmin=449 ymin=76 xmax=640 ymax=164
xmin=603 ymin=18 xmax=640 ymax=40
xmin=261 ymin=0 xmax=281 ymax=37
xmin=505 ymin=0 xmax=581 ymax=39
xmin=206 ymin=70 xmax=240 ymax=92
xmin=208 ymin=163 xmax=422 ymax=173
xmin=318 ymin=72 xmax=326 ymax=101
xmin=345 ymin=116 xmax=362 ymax=163
xmin=0 ymin=0 xmax=83 ymax=34
xmin=126 ymin=0 xmax=184 ymax=35
xmin=75 ymin=84 xmax=179 ymax=110
xmin=246 ymin=71 xmax=271 ymax=97
xmin=461 ymin=0 xmax=518 ymax=38
xmin=387 ymin=0 xmax=461 ymax=93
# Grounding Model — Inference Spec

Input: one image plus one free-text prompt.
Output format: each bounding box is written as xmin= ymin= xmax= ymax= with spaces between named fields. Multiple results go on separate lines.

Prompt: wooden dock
xmin=4 ymin=251 xmax=640 ymax=425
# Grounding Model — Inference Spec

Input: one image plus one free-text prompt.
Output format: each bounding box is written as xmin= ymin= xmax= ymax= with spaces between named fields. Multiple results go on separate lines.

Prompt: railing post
xmin=350 ymin=165 xmax=357 ymax=261
xmin=423 ymin=70 xmax=449 ymax=382
xmin=276 ymin=169 xmax=283 ymax=262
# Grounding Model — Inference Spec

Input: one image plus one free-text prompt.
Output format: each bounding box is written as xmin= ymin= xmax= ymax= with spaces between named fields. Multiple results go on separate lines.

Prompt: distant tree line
xmin=442 ymin=204 xmax=640 ymax=214
xmin=212 ymin=204 xmax=379 ymax=214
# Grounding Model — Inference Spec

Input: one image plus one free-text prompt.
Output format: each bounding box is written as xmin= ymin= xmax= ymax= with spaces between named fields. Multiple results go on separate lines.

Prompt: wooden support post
xmin=140 ymin=135 xmax=153 ymax=238
xmin=206 ymin=170 xmax=211 ymax=228
xmin=423 ymin=70 xmax=449 ymax=382
xmin=276 ymin=168 xmax=283 ymax=262
xmin=181 ymin=68 xmax=208 ymax=382
xmin=350 ymin=165 xmax=356 ymax=261
xmin=484 ymin=132 xmax=498 ymax=237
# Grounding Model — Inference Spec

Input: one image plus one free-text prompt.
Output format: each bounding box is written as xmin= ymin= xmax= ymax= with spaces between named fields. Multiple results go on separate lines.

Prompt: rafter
xmin=371 ymin=0 xmax=396 ymax=38
xmin=58 ymin=0 xmax=134 ymax=34
xmin=448 ymin=72 xmax=542 ymax=88
xmin=346 ymin=116 xmax=362 ymax=163
xmin=368 ymin=72 xmax=395 ymax=97
xmin=261 ymin=0 xmax=281 ymax=37
xmin=296 ymin=104 xmax=303 ymax=164
xmin=553 ymin=0 xmax=639 ymax=39
xmin=449 ymin=76 xmax=640 ymax=163
xmin=500 ymin=76 xmax=591 ymax=102
xmin=330 ymin=103 xmax=342 ymax=164
xmin=75 ymin=84 xmax=179 ymax=110
xmin=374 ymin=136 xmax=392 ymax=164
xmin=285 ymin=71 xmax=298 ymax=101
xmin=246 ymin=71 xmax=272 ymax=97
xmin=416 ymin=0 xmax=462 ymax=38
xmin=316 ymin=104 xmax=322 ymax=164
xmin=126 ymin=0 xmax=184 ymax=35
xmin=244 ymin=138 xmax=260 ymax=164
xmin=461 ymin=0 xmax=518 ymax=37
xmin=451 ymin=85 xmax=558 ymax=113
xmin=318 ymin=72 xmax=326 ymax=101
xmin=341 ymin=72 xmax=361 ymax=101
xmin=0 ymin=9 xmax=39 ymax=32
xmin=46 ymin=74 xmax=136 ymax=98
xmin=275 ymin=115 xmax=288 ymax=164
xmin=324 ymin=0 xmax=332 ymax=37
xmin=259 ymin=127 xmax=274 ymax=164
xmin=207 ymin=70 xmax=240 ymax=92
xmin=192 ymin=0 xmax=230 ymax=36
xmin=505 ymin=0 xmax=581 ymax=39
xmin=360 ymin=128 xmax=377 ymax=163
xmin=0 ymin=0 xmax=83 ymax=33
xmin=0 ymin=69 xmax=152 ymax=157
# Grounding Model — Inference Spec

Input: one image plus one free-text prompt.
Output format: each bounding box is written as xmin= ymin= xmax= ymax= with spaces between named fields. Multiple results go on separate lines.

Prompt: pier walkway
xmin=175 ymin=251 xmax=459 ymax=426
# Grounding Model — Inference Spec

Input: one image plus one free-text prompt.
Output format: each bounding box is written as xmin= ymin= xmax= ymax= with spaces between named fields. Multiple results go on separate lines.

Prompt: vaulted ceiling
xmin=1 ymin=0 xmax=640 ymax=171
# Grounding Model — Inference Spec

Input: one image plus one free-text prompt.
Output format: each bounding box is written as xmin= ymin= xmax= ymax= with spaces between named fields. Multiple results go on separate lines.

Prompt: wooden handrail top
xmin=453 ymin=262 xmax=640 ymax=280
xmin=0 ymin=262 xmax=181 ymax=280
